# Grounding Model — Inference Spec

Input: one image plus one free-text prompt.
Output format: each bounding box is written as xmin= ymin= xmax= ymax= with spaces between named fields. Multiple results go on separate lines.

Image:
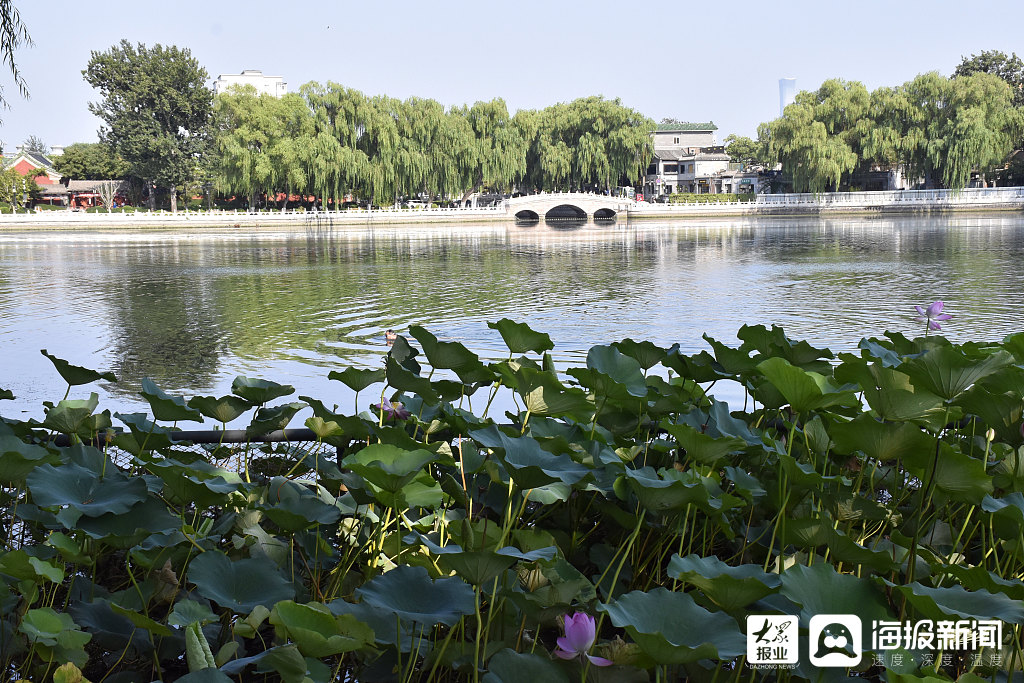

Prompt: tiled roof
xmin=654 ymin=122 xmax=717 ymax=132
xmin=39 ymin=179 xmax=130 ymax=195
xmin=2 ymin=151 xmax=54 ymax=168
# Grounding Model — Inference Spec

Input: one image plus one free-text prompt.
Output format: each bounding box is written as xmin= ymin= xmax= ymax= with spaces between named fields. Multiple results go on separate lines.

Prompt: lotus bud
xmin=517 ymin=565 xmax=549 ymax=592
xmin=461 ymin=518 xmax=476 ymax=550
xmin=986 ymin=428 xmax=996 ymax=443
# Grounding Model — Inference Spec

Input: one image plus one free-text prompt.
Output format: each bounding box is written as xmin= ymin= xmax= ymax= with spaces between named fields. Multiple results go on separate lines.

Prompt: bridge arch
xmin=545 ymin=204 xmax=587 ymax=220
xmin=593 ymin=208 xmax=617 ymax=220
xmin=514 ymin=209 xmax=540 ymax=221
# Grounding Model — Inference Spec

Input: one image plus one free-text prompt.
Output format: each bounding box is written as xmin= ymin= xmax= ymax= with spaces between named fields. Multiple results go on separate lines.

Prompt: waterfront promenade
xmin=3 ymin=186 xmax=1023 ymax=228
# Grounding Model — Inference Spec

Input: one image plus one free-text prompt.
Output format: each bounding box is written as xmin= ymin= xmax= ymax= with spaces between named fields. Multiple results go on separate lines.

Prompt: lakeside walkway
xmin=3 ymin=187 xmax=1023 ymax=229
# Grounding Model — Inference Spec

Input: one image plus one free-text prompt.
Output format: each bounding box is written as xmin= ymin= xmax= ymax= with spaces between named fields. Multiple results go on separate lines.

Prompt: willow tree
xmin=763 ymin=79 xmax=867 ymax=192
xmin=213 ymin=86 xmax=278 ymax=209
xmin=857 ymin=85 xmax=919 ymax=178
xmin=522 ymin=97 xmax=651 ymax=192
xmin=763 ymin=102 xmax=857 ymax=193
xmin=267 ymin=93 xmax=315 ymax=209
xmin=0 ymin=2 xmax=31 ymax=115
xmin=301 ymin=83 xmax=370 ymax=205
xmin=460 ymin=99 xmax=527 ymax=199
xmin=933 ymin=72 xmax=1024 ymax=188
xmin=896 ymin=71 xmax=953 ymax=188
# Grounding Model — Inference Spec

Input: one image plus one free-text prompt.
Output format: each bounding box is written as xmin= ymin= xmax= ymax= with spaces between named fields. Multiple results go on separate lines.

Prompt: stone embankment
xmin=1 ymin=187 xmax=1022 ymax=229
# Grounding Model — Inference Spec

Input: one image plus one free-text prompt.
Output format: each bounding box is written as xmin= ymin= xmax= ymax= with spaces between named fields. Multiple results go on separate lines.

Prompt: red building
xmin=2 ymin=148 xmax=62 ymax=185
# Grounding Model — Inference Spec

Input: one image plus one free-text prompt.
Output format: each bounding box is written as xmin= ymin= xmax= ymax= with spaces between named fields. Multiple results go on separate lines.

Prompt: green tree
xmin=762 ymin=79 xmax=867 ymax=192
xmin=934 ymin=72 xmax=1023 ymax=188
xmin=213 ymin=85 xmax=301 ymax=210
xmin=460 ymin=98 xmax=526 ymax=199
xmin=954 ymin=50 xmax=1024 ymax=107
xmin=723 ymin=134 xmax=767 ymax=167
xmin=0 ymin=166 xmax=37 ymax=210
xmin=51 ymin=142 xmax=128 ymax=180
xmin=84 ymin=40 xmax=212 ymax=212
xmin=523 ymin=97 xmax=651 ymax=192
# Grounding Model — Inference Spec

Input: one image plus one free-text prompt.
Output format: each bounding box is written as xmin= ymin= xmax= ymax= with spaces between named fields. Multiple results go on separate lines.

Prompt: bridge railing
xmin=754 ymin=186 xmax=1024 ymax=206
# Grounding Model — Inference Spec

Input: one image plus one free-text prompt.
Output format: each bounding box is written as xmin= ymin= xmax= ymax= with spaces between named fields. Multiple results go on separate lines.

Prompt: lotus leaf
xmin=269 ymin=600 xmax=373 ymax=657
xmin=483 ymin=648 xmax=571 ymax=683
xmin=27 ymin=460 xmax=148 ymax=517
xmin=343 ymin=443 xmax=437 ymax=492
xmin=409 ymin=325 xmax=493 ymax=383
xmin=246 ymin=401 xmax=306 ymax=436
xmin=42 ymin=393 xmax=100 ymax=435
xmin=472 ymin=426 xmax=590 ymax=488
xmin=702 ymin=333 xmax=760 ymax=375
xmin=388 ymin=334 xmax=423 ymax=374
xmin=0 ymin=550 xmax=64 ymax=585
xmin=188 ymin=394 xmax=252 ymax=424
xmin=668 ymin=554 xmax=781 ymax=610
xmin=892 ymin=582 xmax=1024 ymax=624
xmin=0 ymin=434 xmax=58 ymax=483
xmin=902 ymin=346 xmax=1013 ymax=401
xmin=19 ymin=607 xmax=86 ymax=646
xmin=756 ymin=357 xmax=858 ymax=413
xmin=140 ymin=378 xmax=202 ymax=423
xmin=662 ymin=421 xmax=747 ymax=465
xmin=355 ymin=564 xmax=474 ymax=627
xmin=830 ymin=413 xmax=935 ymax=462
xmin=737 ymin=324 xmax=833 ymax=371
xmin=219 ymin=644 xmax=308 ymax=683
xmin=41 ymin=349 xmax=116 ymax=386
xmin=231 ymin=376 xmax=295 ymax=405
xmin=188 ymin=552 xmax=295 ymax=613
xmin=585 ymin=345 xmax=647 ymax=397
xmin=328 ymin=366 xmax=386 ymax=392
xmin=780 ymin=562 xmax=892 ymax=635
xmin=385 ymin=356 xmax=439 ymax=405
xmin=612 ymin=338 xmax=667 ymax=371
xmin=405 ymin=531 xmax=556 ymax=584
xmin=623 ymin=466 xmax=728 ymax=514
xmin=169 ymin=599 xmax=218 ymax=627
xmin=261 ymin=477 xmax=341 ymax=530
xmin=598 ymin=587 xmax=745 ymax=664
xmin=488 ymin=318 xmax=554 ymax=354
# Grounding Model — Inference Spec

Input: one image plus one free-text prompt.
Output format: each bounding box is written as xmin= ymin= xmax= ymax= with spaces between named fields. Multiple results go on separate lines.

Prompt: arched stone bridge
xmin=506 ymin=192 xmax=633 ymax=221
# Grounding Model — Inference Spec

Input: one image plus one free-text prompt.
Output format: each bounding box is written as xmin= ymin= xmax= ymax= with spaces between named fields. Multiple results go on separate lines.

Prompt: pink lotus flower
xmin=554 ymin=612 xmax=612 ymax=666
xmin=372 ymin=397 xmax=410 ymax=421
xmin=915 ymin=301 xmax=952 ymax=332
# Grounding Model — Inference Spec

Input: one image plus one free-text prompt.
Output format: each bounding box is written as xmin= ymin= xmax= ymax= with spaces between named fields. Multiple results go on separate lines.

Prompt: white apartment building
xmin=213 ymin=70 xmax=288 ymax=97
xmin=643 ymin=122 xmax=760 ymax=197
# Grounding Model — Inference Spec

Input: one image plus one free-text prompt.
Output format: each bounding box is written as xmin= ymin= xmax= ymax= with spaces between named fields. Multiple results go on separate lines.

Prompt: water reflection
xmin=1 ymin=214 xmax=1023 ymax=417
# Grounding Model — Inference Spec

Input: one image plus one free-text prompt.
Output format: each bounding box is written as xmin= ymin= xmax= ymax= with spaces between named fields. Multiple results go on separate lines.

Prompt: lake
xmin=2 ymin=213 xmax=1023 ymax=419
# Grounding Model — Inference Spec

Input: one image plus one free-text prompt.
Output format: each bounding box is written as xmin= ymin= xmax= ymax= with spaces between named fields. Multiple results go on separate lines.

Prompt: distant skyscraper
xmin=779 ymin=78 xmax=797 ymax=117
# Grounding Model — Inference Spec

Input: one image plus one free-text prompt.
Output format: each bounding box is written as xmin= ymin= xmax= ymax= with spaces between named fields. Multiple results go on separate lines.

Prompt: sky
xmin=3 ymin=0 xmax=1024 ymax=151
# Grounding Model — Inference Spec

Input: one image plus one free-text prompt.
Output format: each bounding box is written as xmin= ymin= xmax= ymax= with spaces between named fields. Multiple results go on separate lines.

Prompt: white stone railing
xmin=754 ymin=186 xmax=1024 ymax=206
xmin=5 ymin=204 xmax=509 ymax=222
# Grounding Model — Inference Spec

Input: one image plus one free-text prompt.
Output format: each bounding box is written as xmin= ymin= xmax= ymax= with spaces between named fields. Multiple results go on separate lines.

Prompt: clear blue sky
xmin=3 ymin=0 xmax=1023 ymax=150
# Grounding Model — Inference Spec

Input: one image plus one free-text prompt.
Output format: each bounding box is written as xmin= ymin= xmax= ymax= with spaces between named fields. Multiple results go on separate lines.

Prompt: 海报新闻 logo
xmin=809 ymin=614 xmax=862 ymax=667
